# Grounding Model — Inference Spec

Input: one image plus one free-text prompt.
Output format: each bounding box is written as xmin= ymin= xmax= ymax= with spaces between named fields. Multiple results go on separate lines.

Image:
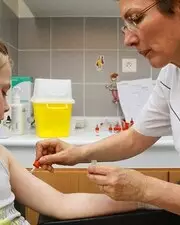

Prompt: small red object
xmin=122 ymin=120 xmax=129 ymax=130
xmin=33 ymin=160 xmax=40 ymax=168
xmin=95 ymin=125 xmax=99 ymax=132
xmin=124 ymin=122 xmax=129 ymax=130
xmin=130 ymin=118 xmax=134 ymax=126
xmin=117 ymin=124 xmax=121 ymax=132
xmin=108 ymin=124 xmax=113 ymax=132
xmin=113 ymin=125 xmax=117 ymax=132
xmin=114 ymin=122 xmax=121 ymax=133
xmin=121 ymin=119 xmax=125 ymax=130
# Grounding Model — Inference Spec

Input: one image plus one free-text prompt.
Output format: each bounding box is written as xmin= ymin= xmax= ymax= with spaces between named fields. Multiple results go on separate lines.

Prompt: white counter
xmin=0 ymin=131 xmax=179 ymax=169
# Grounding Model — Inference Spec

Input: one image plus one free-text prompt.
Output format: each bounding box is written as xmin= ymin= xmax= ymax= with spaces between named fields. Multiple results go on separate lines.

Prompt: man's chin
xmin=149 ymin=57 xmax=169 ymax=69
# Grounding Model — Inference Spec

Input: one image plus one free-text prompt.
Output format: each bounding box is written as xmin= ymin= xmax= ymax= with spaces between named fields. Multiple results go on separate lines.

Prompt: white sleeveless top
xmin=0 ymin=159 xmax=30 ymax=225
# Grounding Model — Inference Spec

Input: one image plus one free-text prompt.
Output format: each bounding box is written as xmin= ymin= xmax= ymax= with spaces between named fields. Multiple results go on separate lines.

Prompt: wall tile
xmin=0 ymin=2 xmax=18 ymax=75
xmin=85 ymin=84 xmax=118 ymax=116
xmin=18 ymin=51 xmax=50 ymax=79
xmin=85 ymin=18 xmax=117 ymax=49
xmin=18 ymin=18 xmax=50 ymax=50
xmin=0 ymin=0 xmax=3 ymax=39
xmin=7 ymin=45 xmax=18 ymax=74
xmin=51 ymin=18 xmax=84 ymax=49
xmin=119 ymin=51 xmax=151 ymax=80
xmin=1 ymin=2 xmax=18 ymax=48
xmin=119 ymin=18 xmax=126 ymax=50
xmin=85 ymin=50 xmax=117 ymax=83
xmin=72 ymin=84 xmax=83 ymax=116
xmin=16 ymin=16 xmax=154 ymax=117
xmin=51 ymin=50 xmax=83 ymax=83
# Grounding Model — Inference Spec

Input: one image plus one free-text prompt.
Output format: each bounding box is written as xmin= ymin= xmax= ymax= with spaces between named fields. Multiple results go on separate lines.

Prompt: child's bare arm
xmin=5 ymin=147 xmax=138 ymax=219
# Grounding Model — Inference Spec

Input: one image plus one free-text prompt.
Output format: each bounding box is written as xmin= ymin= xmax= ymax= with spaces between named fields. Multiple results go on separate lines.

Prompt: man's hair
xmin=157 ymin=0 xmax=175 ymax=15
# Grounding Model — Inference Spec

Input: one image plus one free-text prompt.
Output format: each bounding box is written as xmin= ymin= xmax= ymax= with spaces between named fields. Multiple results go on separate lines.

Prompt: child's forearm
xmin=52 ymin=193 xmax=138 ymax=219
xmin=13 ymin=167 xmax=138 ymax=219
xmin=8 ymin=150 xmax=138 ymax=219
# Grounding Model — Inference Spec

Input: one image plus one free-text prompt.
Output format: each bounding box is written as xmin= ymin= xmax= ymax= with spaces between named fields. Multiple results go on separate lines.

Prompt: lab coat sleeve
xmin=133 ymin=67 xmax=172 ymax=137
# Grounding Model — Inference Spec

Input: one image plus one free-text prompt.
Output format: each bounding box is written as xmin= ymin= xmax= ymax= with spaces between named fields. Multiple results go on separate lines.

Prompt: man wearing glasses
xmin=36 ymin=0 xmax=180 ymax=216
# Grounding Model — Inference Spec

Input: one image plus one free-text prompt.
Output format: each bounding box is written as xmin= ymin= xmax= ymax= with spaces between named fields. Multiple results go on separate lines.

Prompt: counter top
xmin=0 ymin=115 xmax=177 ymax=168
xmin=0 ymin=131 xmax=179 ymax=168
xmin=0 ymin=130 xmax=174 ymax=148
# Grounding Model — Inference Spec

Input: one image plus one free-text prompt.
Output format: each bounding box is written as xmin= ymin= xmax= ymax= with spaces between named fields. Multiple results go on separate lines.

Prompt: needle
xmin=30 ymin=160 xmax=40 ymax=173
xmin=91 ymin=160 xmax=97 ymax=166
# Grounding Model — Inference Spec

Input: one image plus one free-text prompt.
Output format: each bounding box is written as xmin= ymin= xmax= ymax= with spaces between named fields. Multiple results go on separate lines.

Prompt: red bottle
xmin=122 ymin=119 xmax=129 ymax=130
xmin=114 ymin=123 xmax=121 ymax=133
xmin=124 ymin=122 xmax=129 ymax=130
xmin=130 ymin=118 xmax=134 ymax=126
xmin=95 ymin=125 xmax=100 ymax=135
xmin=113 ymin=125 xmax=117 ymax=132
xmin=117 ymin=124 xmax=121 ymax=132
xmin=108 ymin=124 xmax=113 ymax=133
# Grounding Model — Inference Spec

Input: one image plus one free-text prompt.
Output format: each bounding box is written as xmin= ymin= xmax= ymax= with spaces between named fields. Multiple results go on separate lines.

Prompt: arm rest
xmin=38 ymin=209 xmax=180 ymax=225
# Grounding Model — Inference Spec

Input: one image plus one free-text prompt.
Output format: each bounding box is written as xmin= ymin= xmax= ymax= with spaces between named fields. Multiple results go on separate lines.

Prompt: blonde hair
xmin=0 ymin=41 xmax=11 ymax=69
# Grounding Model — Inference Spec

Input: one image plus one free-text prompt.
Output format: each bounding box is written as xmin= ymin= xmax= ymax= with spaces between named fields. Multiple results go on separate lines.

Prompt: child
xmin=0 ymin=41 xmax=139 ymax=225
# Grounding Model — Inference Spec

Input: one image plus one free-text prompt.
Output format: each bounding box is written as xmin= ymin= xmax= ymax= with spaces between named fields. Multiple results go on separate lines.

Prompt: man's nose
xmin=123 ymin=30 xmax=139 ymax=47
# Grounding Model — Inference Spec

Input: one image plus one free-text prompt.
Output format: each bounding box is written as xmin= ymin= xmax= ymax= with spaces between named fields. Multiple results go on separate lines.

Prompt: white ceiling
xmin=24 ymin=0 xmax=120 ymax=17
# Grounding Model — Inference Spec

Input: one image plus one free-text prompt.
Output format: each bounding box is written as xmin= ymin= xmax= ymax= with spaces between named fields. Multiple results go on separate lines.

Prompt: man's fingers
xmin=39 ymin=153 xmax=62 ymax=164
xmin=87 ymin=173 xmax=109 ymax=186
xmin=41 ymin=164 xmax=54 ymax=172
xmin=35 ymin=140 xmax=51 ymax=160
xmin=88 ymin=165 xmax=115 ymax=176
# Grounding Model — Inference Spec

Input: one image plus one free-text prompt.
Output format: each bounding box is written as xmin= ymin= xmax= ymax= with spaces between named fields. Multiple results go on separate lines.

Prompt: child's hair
xmin=0 ymin=40 xmax=11 ymax=69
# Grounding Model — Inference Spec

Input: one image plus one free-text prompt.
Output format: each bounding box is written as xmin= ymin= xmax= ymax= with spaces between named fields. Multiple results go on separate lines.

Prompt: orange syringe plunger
xmin=33 ymin=160 xmax=40 ymax=168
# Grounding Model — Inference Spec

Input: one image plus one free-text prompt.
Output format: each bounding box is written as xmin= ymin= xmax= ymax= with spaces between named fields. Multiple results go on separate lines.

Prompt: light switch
xmin=122 ymin=58 xmax=137 ymax=73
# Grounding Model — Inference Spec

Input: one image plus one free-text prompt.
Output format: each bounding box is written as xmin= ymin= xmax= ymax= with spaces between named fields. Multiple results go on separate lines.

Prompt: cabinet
xmin=25 ymin=168 xmax=169 ymax=225
xmin=26 ymin=169 xmax=80 ymax=225
xmin=77 ymin=170 xmax=101 ymax=193
xmin=137 ymin=169 xmax=169 ymax=181
xmin=169 ymin=169 xmax=180 ymax=184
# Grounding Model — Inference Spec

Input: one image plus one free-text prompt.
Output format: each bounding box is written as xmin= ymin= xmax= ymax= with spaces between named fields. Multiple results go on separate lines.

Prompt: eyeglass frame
xmin=121 ymin=0 xmax=163 ymax=33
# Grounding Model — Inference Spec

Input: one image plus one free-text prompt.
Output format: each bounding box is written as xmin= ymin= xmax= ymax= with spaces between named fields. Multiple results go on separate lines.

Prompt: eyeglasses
xmin=121 ymin=0 xmax=162 ymax=34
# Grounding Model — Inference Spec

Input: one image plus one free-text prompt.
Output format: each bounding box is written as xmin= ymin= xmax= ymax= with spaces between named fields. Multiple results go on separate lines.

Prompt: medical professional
xmin=36 ymin=0 xmax=180 ymax=216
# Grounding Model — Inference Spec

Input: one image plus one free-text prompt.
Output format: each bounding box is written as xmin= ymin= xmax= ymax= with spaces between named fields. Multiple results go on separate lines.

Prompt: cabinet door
xmin=26 ymin=169 xmax=79 ymax=225
xmin=137 ymin=169 xmax=169 ymax=181
xmin=169 ymin=170 xmax=180 ymax=184
xmin=78 ymin=170 xmax=101 ymax=193
xmin=32 ymin=169 xmax=79 ymax=192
